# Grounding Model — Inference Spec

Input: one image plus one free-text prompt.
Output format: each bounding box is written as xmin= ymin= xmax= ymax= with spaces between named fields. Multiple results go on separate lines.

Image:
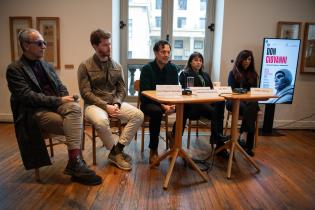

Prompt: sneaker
xmin=108 ymin=151 xmax=132 ymax=171
xmin=122 ymin=151 xmax=132 ymax=163
xmin=166 ymin=131 xmax=175 ymax=149
xmin=149 ymin=149 xmax=160 ymax=166
xmin=64 ymin=157 xmax=102 ymax=185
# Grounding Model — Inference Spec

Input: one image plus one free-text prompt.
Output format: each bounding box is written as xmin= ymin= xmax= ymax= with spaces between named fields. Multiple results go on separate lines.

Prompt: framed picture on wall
xmin=9 ymin=16 xmax=33 ymax=61
xmin=300 ymin=22 xmax=315 ymax=73
xmin=36 ymin=17 xmax=60 ymax=69
xmin=277 ymin=21 xmax=301 ymax=39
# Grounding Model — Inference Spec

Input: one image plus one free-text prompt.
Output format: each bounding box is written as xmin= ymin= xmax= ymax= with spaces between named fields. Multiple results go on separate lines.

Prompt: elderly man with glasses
xmin=6 ymin=28 xmax=102 ymax=185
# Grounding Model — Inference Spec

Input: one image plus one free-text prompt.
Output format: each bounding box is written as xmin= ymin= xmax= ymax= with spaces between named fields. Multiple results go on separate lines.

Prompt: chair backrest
xmin=134 ymin=80 xmax=141 ymax=109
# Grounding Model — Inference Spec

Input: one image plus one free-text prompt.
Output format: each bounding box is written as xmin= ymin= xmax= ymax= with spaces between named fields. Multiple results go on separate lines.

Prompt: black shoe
xmin=245 ymin=149 xmax=255 ymax=157
xmin=64 ymin=156 xmax=102 ymax=185
xmin=215 ymin=144 xmax=229 ymax=159
xmin=238 ymin=137 xmax=246 ymax=147
xmin=71 ymin=174 xmax=102 ymax=186
xmin=210 ymin=134 xmax=231 ymax=145
xmin=64 ymin=156 xmax=95 ymax=176
xmin=218 ymin=134 xmax=231 ymax=143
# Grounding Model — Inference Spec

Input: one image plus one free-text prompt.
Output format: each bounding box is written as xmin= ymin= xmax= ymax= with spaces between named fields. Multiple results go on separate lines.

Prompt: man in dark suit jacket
xmin=6 ymin=28 xmax=101 ymax=185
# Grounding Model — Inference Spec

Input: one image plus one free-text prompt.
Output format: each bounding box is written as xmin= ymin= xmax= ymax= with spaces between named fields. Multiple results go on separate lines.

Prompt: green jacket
xmin=140 ymin=60 xmax=179 ymax=105
xmin=78 ymin=54 xmax=126 ymax=110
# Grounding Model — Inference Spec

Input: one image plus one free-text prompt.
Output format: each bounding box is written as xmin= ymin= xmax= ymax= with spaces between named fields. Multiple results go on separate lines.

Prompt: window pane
xmin=156 ymin=0 xmax=161 ymax=9
xmin=178 ymin=0 xmax=187 ymax=10
xmin=172 ymin=0 xmax=208 ymax=60
xmin=199 ymin=18 xmax=205 ymax=29
xmin=155 ymin=16 xmax=161 ymax=27
xmin=174 ymin=40 xmax=184 ymax=48
xmin=128 ymin=0 xmax=161 ymax=59
xmin=194 ymin=40 xmax=203 ymax=49
xmin=200 ymin=0 xmax=206 ymax=11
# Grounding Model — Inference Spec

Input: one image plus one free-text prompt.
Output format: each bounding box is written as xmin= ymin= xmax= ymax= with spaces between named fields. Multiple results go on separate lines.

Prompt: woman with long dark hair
xmin=170 ymin=52 xmax=229 ymax=158
xmin=226 ymin=50 xmax=259 ymax=156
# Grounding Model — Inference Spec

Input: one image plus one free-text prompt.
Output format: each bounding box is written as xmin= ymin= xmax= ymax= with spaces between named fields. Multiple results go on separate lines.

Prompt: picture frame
xmin=277 ymin=21 xmax=301 ymax=39
xmin=300 ymin=22 xmax=315 ymax=73
xmin=36 ymin=17 xmax=60 ymax=69
xmin=9 ymin=16 xmax=33 ymax=61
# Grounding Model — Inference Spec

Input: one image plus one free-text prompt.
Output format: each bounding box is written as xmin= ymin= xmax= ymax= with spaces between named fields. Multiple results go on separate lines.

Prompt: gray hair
xmin=18 ymin=28 xmax=39 ymax=51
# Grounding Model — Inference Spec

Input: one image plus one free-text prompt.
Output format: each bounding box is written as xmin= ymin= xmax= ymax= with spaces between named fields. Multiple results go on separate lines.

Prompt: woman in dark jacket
xmin=226 ymin=50 xmax=259 ymax=156
xmin=172 ymin=52 xmax=229 ymax=157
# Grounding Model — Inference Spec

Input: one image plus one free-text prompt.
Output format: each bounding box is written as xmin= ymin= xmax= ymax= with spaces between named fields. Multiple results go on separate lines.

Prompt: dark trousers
xmin=140 ymin=102 xmax=163 ymax=150
xmin=172 ymin=101 xmax=226 ymax=143
xmin=226 ymin=100 xmax=259 ymax=149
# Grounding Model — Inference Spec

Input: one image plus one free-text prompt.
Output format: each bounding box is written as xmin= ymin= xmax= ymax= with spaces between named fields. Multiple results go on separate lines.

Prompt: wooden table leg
xmin=235 ymin=142 xmax=260 ymax=171
xmin=179 ymin=149 xmax=208 ymax=181
xmin=163 ymin=148 xmax=179 ymax=189
xmin=224 ymin=99 xmax=260 ymax=178
xmin=154 ymin=103 xmax=208 ymax=189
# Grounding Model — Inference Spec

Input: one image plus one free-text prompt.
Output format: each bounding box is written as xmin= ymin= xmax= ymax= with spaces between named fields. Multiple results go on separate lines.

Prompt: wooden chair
xmin=187 ymin=117 xmax=210 ymax=149
xmin=82 ymin=114 xmax=123 ymax=165
xmin=224 ymin=111 xmax=262 ymax=148
xmin=35 ymin=133 xmax=66 ymax=182
xmin=133 ymin=80 xmax=169 ymax=152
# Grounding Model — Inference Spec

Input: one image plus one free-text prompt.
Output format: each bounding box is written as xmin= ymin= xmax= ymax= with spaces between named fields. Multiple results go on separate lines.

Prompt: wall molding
xmin=0 ymin=114 xmax=13 ymax=122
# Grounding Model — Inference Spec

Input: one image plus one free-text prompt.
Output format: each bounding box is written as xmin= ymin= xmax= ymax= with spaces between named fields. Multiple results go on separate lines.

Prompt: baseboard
xmin=272 ymin=120 xmax=315 ymax=129
xmin=226 ymin=119 xmax=315 ymax=130
xmin=0 ymin=114 xmax=13 ymax=122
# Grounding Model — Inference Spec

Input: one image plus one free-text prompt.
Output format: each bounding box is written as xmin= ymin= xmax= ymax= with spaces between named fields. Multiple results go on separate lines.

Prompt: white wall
xmin=0 ymin=0 xmax=113 ymax=121
xmin=0 ymin=0 xmax=314 ymax=129
xmin=216 ymin=0 xmax=315 ymax=129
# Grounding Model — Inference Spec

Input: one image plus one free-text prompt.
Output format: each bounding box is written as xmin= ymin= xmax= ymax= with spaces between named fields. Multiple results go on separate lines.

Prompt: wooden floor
xmin=0 ymin=123 xmax=315 ymax=210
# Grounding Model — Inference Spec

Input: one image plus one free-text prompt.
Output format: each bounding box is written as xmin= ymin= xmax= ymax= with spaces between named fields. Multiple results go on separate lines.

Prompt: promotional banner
xmin=259 ymin=38 xmax=301 ymax=104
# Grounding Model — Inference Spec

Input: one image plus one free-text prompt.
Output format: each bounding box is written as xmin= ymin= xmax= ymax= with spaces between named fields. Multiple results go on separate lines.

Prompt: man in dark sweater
xmin=6 ymin=28 xmax=101 ymax=185
xmin=140 ymin=40 xmax=179 ymax=164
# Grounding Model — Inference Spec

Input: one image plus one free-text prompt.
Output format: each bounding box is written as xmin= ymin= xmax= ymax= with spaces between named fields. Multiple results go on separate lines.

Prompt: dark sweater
xmin=179 ymin=68 xmax=214 ymax=89
xmin=140 ymin=60 xmax=179 ymax=105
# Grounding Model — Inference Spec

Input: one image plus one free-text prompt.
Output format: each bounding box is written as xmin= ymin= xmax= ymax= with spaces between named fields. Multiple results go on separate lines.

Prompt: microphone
xmin=73 ymin=94 xmax=79 ymax=102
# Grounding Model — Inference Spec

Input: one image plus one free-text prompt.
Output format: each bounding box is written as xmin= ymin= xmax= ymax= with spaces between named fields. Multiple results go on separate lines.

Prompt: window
xmin=177 ymin=17 xmax=186 ymax=28
xmin=178 ymin=0 xmax=187 ymax=10
xmin=194 ymin=40 xmax=203 ymax=49
xmin=155 ymin=16 xmax=161 ymax=27
xmin=199 ymin=18 xmax=205 ymax=29
xmin=174 ymin=40 xmax=183 ymax=48
xmin=128 ymin=51 xmax=132 ymax=59
xmin=200 ymin=0 xmax=206 ymax=11
xmin=156 ymin=0 xmax=162 ymax=9
xmin=128 ymin=19 xmax=132 ymax=39
xmin=121 ymin=0 xmax=214 ymax=97
xmin=174 ymin=55 xmax=183 ymax=60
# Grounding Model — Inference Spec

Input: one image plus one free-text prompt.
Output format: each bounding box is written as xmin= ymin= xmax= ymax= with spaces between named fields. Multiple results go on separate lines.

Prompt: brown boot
xmin=149 ymin=149 xmax=160 ymax=166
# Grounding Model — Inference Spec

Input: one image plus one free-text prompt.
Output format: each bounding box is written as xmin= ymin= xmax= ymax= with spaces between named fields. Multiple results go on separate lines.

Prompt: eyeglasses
xmin=27 ymin=40 xmax=47 ymax=47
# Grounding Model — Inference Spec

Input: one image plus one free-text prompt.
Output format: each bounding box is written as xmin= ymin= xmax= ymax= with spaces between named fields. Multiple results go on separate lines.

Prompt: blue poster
xmin=259 ymin=38 xmax=301 ymax=104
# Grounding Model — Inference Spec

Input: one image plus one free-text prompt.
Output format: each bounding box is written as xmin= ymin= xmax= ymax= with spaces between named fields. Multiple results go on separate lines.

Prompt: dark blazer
xmin=6 ymin=56 xmax=68 ymax=170
xmin=179 ymin=68 xmax=214 ymax=89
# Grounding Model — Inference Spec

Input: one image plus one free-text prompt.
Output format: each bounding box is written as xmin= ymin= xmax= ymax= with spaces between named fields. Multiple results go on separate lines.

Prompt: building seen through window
xmin=124 ymin=0 xmax=210 ymax=96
